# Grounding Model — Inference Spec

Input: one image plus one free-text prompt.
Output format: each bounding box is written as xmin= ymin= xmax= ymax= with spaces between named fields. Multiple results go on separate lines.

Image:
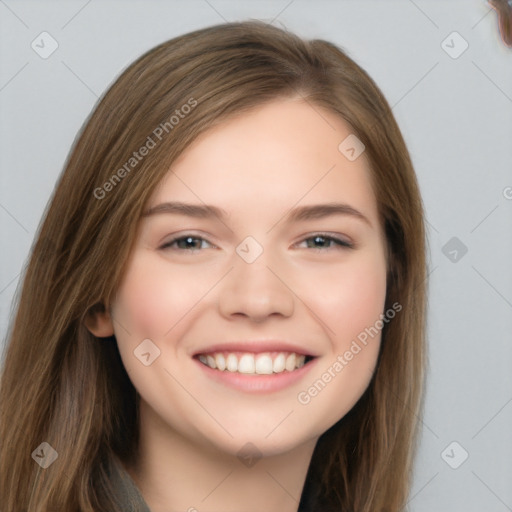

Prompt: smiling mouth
xmin=195 ymin=351 xmax=315 ymax=375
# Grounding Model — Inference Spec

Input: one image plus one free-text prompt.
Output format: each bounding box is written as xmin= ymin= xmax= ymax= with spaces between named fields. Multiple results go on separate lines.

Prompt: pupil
xmin=181 ymin=237 xmax=198 ymax=249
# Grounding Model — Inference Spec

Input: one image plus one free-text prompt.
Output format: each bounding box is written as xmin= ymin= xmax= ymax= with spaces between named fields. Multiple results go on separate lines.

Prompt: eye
xmin=159 ymin=233 xmax=354 ymax=252
xmin=159 ymin=235 xmax=214 ymax=251
xmin=297 ymin=233 xmax=354 ymax=251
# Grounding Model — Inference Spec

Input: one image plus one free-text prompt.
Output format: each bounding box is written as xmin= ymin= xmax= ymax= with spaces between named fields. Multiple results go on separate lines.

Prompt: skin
xmin=86 ymin=97 xmax=388 ymax=512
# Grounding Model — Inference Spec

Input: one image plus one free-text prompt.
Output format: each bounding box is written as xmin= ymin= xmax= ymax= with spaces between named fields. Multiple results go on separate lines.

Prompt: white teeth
xmin=198 ymin=351 xmax=310 ymax=374
xmin=215 ymin=353 xmax=226 ymax=371
xmin=238 ymin=354 xmax=255 ymax=373
xmin=272 ymin=353 xmax=286 ymax=373
xmin=285 ymin=353 xmax=296 ymax=372
xmin=226 ymin=354 xmax=238 ymax=372
xmin=255 ymin=354 xmax=273 ymax=374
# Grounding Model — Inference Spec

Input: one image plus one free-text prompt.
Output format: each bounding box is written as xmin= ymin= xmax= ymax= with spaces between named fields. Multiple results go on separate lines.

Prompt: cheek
xmin=304 ymin=252 xmax=387 ymax=342
xmin=112 ymin=253 xmax=209 ymax=338
xmin=291 ymin=252 xmax=387 ymax=430
xmin=294 ymin=291 xmax=386 ymax=434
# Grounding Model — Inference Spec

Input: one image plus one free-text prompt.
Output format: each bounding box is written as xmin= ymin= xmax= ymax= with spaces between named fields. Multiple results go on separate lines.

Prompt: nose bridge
xmin=217 ymin=235 xmax=295 ymax=320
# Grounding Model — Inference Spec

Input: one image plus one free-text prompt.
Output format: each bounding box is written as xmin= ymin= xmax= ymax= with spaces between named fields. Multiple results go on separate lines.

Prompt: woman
xmin=0 ymin=20 xmax=427 ymax=512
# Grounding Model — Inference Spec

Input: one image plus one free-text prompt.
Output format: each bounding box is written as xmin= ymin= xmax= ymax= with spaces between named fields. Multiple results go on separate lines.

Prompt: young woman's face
xmin=107 ymin=98 xmax=388 ymax=457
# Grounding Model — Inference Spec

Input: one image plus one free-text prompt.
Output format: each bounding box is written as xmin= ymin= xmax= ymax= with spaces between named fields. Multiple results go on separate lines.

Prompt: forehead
xmin=147 ymin=98 xmax=379 ymax=226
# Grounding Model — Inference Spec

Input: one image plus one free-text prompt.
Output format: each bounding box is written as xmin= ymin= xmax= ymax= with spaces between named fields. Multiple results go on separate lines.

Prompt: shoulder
xmin=106 ymin=454 xmax=152 ymax=512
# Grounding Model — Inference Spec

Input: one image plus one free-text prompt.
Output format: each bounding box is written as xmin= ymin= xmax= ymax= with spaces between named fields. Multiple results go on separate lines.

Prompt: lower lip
xmin=194 ymin=357 xmax=318 ymax=394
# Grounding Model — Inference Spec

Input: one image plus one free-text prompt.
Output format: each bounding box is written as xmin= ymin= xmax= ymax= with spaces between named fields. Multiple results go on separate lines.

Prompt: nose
xmin=217 ymin=248 xmax=295 ymax=322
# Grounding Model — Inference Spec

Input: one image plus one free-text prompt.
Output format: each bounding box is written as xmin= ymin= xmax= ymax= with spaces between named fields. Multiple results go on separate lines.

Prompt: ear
xmin=84 ymin=302 xmax=115 ymax=338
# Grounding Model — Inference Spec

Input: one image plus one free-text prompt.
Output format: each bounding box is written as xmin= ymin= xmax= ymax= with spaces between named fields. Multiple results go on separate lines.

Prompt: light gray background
xmin=1 ymin=1 xmax=511 ymax=510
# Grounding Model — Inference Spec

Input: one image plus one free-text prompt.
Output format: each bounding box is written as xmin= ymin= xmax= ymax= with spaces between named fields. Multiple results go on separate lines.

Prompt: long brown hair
xmin=0 ymin=20 xmax=427 ymax=511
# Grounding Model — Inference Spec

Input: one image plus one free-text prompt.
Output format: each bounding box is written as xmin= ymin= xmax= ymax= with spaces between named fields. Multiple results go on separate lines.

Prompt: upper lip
xmin=192 ymin=340 xmax=318 ymax=357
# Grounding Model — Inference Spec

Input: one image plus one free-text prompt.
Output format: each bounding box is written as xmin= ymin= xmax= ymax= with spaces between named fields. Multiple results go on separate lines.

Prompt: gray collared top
xmin=108 ymin=455 xmax=152 ymax=512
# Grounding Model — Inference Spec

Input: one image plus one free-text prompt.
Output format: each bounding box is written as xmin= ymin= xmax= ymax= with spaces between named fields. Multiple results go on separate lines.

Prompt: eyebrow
xmin=142 ymin=201 xmax=372 ymax=227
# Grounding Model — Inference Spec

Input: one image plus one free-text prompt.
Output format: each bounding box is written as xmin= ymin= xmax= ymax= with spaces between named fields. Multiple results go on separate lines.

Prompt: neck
xmin=127 ymin=398 xmax=318 ymax=512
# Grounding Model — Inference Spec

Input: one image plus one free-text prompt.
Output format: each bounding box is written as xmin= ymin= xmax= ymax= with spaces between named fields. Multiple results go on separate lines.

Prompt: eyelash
xmin=159 ymin=233 xmax=354 ymax=252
